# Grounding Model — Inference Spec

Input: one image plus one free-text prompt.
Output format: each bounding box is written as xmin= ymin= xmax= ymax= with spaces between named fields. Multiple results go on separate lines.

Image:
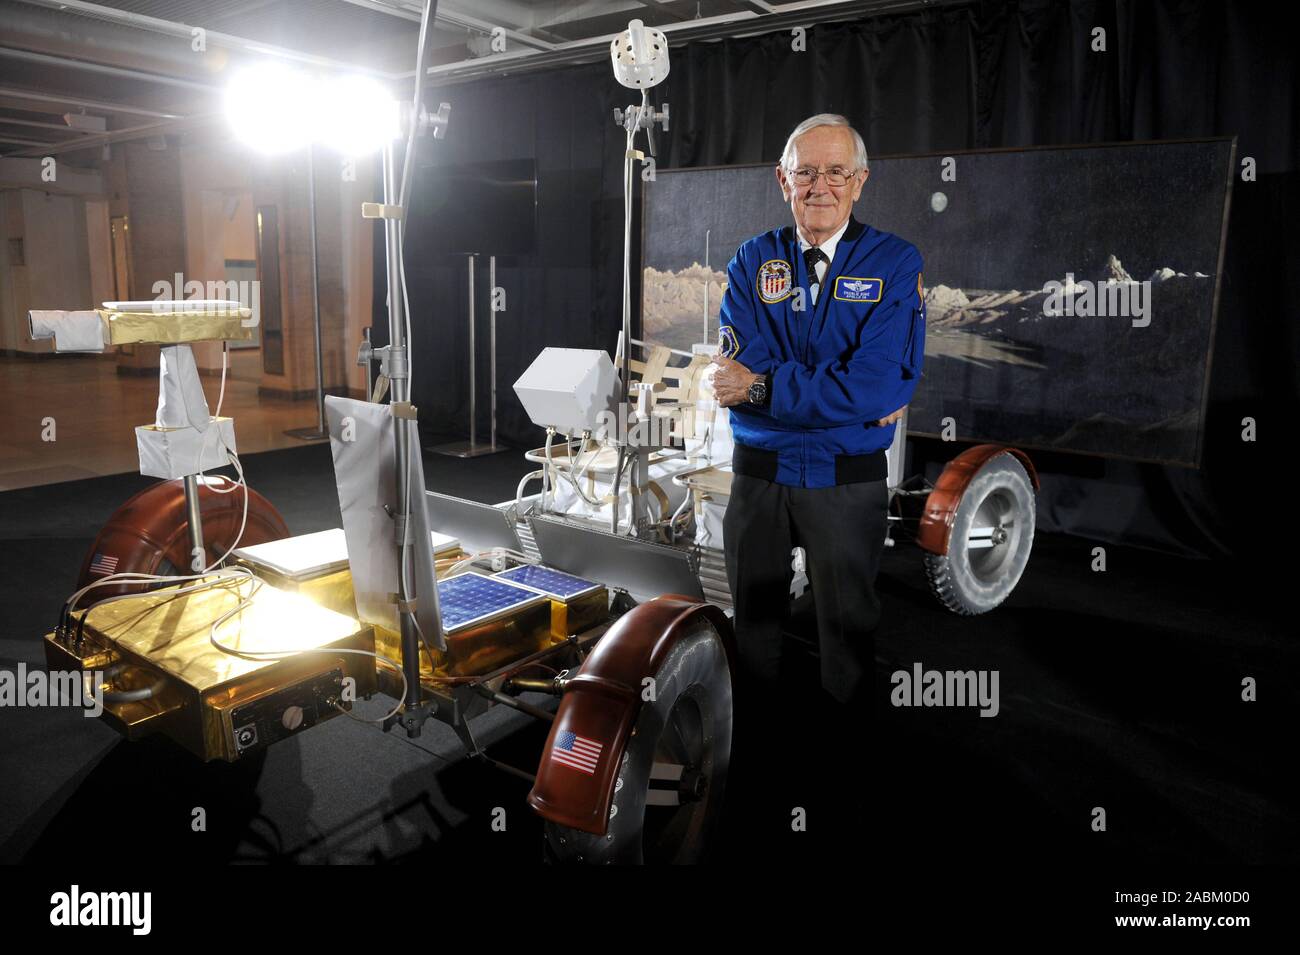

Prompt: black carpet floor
xmin=1 ymin=442 xmax=1295 ymax=865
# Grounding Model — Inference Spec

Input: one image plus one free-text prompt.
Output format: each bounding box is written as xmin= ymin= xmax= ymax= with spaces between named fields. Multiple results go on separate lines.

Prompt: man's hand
xmin=877 ymin=405 xmax=907 ymax=426
xmin=712 ymin=348 xmax=907 ymax=421
xmin=711 ymin=354 xmax=759 ymax=408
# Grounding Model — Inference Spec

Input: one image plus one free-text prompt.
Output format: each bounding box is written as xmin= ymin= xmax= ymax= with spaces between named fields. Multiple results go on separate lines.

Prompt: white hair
xmin=779 ymin=113 xmax=869 ymax=172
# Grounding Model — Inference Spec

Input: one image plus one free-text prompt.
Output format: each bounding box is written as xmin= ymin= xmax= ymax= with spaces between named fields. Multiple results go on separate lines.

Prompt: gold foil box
xmin=97 ymin=307 xmax=254 ymax=346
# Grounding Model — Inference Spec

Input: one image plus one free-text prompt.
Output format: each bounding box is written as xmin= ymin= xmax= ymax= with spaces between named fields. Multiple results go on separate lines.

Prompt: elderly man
xmin=712 ymin=113 xmax=925 ymax=713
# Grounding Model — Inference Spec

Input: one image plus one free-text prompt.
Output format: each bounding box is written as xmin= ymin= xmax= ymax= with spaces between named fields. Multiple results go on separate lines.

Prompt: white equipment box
xmin=513 ymin=348 xmax=618 ymax=434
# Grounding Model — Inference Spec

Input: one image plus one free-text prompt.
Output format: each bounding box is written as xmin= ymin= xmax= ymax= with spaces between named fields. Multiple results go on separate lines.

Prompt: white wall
xmin=85 ymin=199 xmax=114 ymax=310
xmin=0 ymin=189 xmax=95 ymax=353
xmin=180 ymin=143 xmax=260 ymax=371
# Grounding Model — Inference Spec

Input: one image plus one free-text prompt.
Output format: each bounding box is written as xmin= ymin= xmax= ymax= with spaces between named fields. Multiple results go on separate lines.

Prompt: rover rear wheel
xmin=924 ymin=453 xmax=1035 ymax=615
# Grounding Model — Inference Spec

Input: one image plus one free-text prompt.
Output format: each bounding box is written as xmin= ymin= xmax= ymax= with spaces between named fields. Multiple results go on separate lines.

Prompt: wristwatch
xmin=746 ymin=373 xmax=770 ymax=408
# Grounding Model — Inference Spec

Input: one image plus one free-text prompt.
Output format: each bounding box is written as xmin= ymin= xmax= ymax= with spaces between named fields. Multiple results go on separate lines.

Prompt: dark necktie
xmin=804 ymin=247 xmax=827 ymax=302
xmin=803 ymin=246 xmax=827 ymax=281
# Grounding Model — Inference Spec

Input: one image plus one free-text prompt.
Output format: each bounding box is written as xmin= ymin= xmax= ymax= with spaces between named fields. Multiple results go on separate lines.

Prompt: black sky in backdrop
xmin=645 ymin=139 xmax=1231 ymax=288
xmin=374 ymin=0 xmax=1297 ymax=563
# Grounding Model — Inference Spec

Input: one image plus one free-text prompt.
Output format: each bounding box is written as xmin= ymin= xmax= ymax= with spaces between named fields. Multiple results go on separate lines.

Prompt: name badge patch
xmin=756 ymin=259 xmax=793 ymax=304
xmin=833 ymin=276 xmax=883 ymax=302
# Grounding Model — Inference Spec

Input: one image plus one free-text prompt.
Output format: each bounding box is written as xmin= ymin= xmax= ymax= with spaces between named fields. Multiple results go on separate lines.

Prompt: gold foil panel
xmin=99 ymin=308 xmax=254 ymax=346
xmin=80 ymin=577 xmax=366 ymax=692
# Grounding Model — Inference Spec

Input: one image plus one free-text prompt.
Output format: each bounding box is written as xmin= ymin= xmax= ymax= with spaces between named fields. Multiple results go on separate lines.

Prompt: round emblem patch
xmin=718 ymin=325 xmax=740 ymax=358
xmin=756 ymin=259 xmax=793 ymax=304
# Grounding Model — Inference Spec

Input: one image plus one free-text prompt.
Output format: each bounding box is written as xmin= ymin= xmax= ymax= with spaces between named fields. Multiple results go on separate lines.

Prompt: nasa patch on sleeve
xmin=718 ymin=324 xmax=740 ymax=358
xmin=833 ymin=276 xmax=883 ymax=302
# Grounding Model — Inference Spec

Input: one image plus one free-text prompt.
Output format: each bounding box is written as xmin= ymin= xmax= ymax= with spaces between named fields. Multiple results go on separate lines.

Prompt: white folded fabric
xmin=102 ymin=299 xmax=248 ymax=314
xmin=156 ymin=344 xmax=211 ymax=430
xmin=27 ymin=310 xmax=107 ymax=352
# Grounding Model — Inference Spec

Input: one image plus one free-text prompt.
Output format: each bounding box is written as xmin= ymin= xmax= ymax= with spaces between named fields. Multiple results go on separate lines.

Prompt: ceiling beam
xmin=4 ymin=113 xmax=222 ymax=158
xmin=205 ymin=0 xmax=285 ymax=25
xmin=0 ymin=135 xmax=55 ymax=148
xmin=0 ymin=47 xmax=219 ymax=93
xmin=0 ymin=116 xmax=99 ymax=134
xmin=437 ymin=6 xmax=557 ymax=50
xmin=330 ymin=0 xmax=422 ymax=22
xmin=0 ymin=87 xmax=187 ymax=120
xmin=9 ymin=0 xmax=399 ymax=77
xmin=633 ymin=1 xmax=692 ymax=22
xmin=332 ymin=0 xmax=557 ymax=51
xmin=412 ymin=0 xmax=936 ymax=83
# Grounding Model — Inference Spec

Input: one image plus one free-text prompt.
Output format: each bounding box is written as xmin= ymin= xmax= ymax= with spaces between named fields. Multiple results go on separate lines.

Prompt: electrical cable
xmin=546 ymin=428 xmax=603 ymax=508
xmin=201 ymin=449 xmax=248 ymax=572
xmin=203 ymin=573 xmax=409 ymax=723
xmin=66 ymin=566 xmax=259 ymax=645
xmin=215 ymin=341 xmax=228 ymax=418
xmin=568 ymin=430 xmax=597 ymax=485
xmin=516 ymin=469 xmax=546 ymax=514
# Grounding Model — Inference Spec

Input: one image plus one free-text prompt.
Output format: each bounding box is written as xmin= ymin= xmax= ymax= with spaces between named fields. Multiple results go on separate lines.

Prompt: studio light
xmin=223 ymin=63 xmax=316 ymax=155
xmin=224 ymin=66 xmax=400 ymax=156
xmin=317 ymin=75 xmax=401 ymax=156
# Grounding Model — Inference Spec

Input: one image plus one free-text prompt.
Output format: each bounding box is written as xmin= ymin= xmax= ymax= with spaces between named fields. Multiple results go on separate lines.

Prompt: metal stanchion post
xmin=432 ymin=251 xmax=504 ymax=457
xmin=286 ymin=144 xmax=330 ymax=441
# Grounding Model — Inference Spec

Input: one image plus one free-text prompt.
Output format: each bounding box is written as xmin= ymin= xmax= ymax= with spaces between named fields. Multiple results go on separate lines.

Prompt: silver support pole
xmin=381 ymin=140 xmax=421 ymax=714
xmin=468 ymin=253 xmax=476 ymax=447
xmin=183 ymin=474 xmax=204 ymax=571
xmin=703 ymin=228 xmax=711 ymax=345
xmin=432 ymin=252 xmax=500 ymax=457
xmin=286 ymin=144 xmax=330 ymax=441
xmin=621 ymin=149 xmax=633 ymax=407
xmin=309 ymin=147 xmax=325 ymax=430
xmin=489 ymin=254 xmax=497 ymax=451
xmin=610 ymin=130 xmax=636 ymax=535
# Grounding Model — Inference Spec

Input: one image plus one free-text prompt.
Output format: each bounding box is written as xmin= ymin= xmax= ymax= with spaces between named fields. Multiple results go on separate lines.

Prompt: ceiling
xmin=0 ymin=0 xmax=925 ymax=163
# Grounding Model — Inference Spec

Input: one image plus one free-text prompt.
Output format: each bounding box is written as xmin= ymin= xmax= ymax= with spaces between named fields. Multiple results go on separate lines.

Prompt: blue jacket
xmin=718 ymin=217 xmax=926 ymax=488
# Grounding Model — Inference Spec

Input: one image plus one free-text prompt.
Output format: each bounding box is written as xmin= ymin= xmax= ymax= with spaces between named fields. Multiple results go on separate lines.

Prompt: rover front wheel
xmin=543 ymin=620 xmax=732 ymax=864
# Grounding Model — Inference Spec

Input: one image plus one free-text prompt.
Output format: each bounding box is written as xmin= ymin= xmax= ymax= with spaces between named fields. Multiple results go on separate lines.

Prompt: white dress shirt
xmin=798 ymin=217 xmax=851 ymax=304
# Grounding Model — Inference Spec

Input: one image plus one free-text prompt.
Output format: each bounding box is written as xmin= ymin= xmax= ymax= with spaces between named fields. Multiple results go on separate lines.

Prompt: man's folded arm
xmin=768 ymin=252 xmax=925 ymax=429
xmin=717 ymin=250 xmax=777 ymax=375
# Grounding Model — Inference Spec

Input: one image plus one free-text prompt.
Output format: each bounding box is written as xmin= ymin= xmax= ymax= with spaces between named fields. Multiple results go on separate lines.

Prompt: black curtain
xmin=377 ymin=65 xmax=630 ymax=458
xmin=382 ymin=0 xmax=1297 ymax=563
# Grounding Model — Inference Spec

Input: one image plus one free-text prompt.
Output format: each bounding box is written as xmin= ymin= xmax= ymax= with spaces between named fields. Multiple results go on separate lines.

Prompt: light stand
xmin=355 ymin=2 xmax=450 ymax=729
xmin=285 ymin=143 xmax=329 ymax=441
xmin=608 ymin=19 xmax=670 ymax=536
xmin=221 ymin=0 xmax=450 ymax=734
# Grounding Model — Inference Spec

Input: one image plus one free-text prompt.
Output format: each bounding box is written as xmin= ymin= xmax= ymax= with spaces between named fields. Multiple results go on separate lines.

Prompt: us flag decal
xmin=89 ymin=553 xmax=118 ymax=576
xmin=550 ymin=729 xmax=603 ymax=775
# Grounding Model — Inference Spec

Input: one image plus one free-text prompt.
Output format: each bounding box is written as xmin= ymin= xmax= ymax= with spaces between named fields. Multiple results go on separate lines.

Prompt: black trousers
xmin=723 ymin=472 xmax=889 ymax=706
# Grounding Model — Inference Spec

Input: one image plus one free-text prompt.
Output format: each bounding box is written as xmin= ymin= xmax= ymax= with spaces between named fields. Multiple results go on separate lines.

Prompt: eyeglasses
xmin=788 ymin=166 xmax=857 ymax=187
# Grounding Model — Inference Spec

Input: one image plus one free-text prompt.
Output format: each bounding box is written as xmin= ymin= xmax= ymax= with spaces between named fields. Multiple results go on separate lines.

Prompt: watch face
xmin=748 ymin=378 xmax=767 ymax=404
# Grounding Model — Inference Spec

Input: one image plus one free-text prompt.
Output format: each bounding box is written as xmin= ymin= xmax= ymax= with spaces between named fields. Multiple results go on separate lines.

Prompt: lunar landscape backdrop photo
xmin=642 ymin=139 xmax=1234 ymax=466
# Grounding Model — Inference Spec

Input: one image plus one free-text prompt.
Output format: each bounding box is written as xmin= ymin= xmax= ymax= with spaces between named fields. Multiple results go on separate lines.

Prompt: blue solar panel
xmin=494 ymin=564 xmax=603 ymax=602
xmin=436 ymin=573 xmax=546 ymax=632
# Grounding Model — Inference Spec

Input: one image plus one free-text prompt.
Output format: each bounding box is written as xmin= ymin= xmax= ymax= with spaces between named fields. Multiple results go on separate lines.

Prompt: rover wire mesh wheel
xmin=544 ymin=620 xmax=733 ymax=864
xmin=924 ymin=453 xmax=1036 ymax=615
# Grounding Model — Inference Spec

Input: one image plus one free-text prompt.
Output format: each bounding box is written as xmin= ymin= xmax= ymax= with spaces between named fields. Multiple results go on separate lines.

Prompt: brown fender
xmin=527 ymin=595 xmax=734 ymax=835
xmin=75 ymin=478 xmax=290 ymax=601
xmin=916 ymin=444 xmax=1038 ymax=556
